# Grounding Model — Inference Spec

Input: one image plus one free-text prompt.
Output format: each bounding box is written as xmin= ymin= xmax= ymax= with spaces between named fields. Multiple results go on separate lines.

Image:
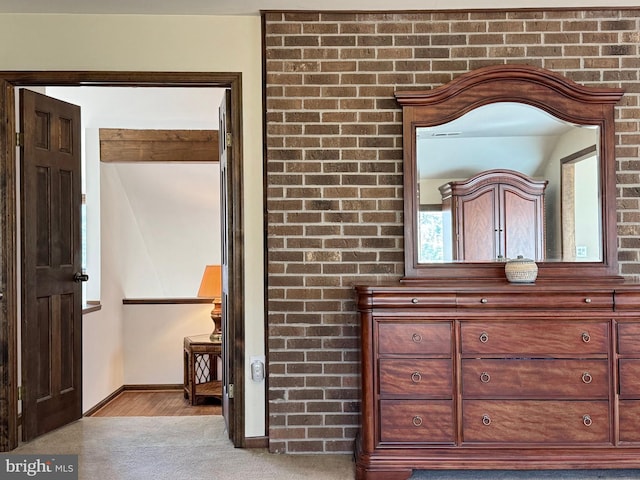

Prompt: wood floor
xmin=89 ymin=390 xmax=221 ymax=417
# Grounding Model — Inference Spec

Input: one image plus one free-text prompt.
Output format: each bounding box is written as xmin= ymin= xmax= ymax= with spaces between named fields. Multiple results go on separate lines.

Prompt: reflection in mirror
xmin=416 ymin=102 xmax=600 ymax=264
xmin=561 ymin=145 xmax=600 ymax=262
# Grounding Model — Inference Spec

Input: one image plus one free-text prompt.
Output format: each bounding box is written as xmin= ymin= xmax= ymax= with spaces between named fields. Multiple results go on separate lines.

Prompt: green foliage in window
xmin=418 ymin=211 xmax=443 ymax=262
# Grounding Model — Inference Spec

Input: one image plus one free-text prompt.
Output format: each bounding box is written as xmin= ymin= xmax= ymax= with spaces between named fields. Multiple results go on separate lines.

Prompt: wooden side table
xmin=183 ymin=334 xmax=222 ymax=405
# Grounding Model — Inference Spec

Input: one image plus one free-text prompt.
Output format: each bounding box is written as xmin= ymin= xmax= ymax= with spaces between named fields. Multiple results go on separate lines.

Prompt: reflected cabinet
xmin=440 ymin=170 xmax=547 ymax=261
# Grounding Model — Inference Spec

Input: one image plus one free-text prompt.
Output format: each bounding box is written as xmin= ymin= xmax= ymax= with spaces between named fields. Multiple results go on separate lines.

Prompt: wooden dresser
xmin=355 ymin=282 xmax=640 ymax=480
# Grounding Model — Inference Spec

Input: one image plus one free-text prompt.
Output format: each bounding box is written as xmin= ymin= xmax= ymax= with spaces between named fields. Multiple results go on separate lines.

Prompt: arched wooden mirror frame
xmin=396 ymin=64 xmax=624 ymax=282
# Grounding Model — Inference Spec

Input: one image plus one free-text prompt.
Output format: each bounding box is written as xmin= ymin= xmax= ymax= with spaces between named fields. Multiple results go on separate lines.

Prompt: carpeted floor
xmin=12 ymin=416 xmax=352 ymax=480
xmin=10 ymin=416 xmax=640 ymax=480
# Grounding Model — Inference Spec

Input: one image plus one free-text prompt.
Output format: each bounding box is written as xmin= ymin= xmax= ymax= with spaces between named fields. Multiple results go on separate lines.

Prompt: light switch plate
xmin=250 ymin=355 xmax=265 ymax=382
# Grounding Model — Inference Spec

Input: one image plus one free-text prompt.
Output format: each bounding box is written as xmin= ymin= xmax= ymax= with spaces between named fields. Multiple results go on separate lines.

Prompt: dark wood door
xmin=20 ymin=89 xmax=82 ymax=441
xmin=219 ymin=89 xmax=234 ymax=438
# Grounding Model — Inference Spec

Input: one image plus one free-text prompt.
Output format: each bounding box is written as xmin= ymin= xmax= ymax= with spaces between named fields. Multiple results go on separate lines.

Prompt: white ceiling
xmin=0 ymin=0 xmax=637 ymax=15
xmin=417 ymin=103 xmax=594 ymax=180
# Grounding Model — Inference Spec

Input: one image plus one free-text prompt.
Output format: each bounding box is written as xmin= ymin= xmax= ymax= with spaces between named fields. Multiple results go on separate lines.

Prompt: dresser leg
xmin=355 ymin=465 xmax=412 ymax=480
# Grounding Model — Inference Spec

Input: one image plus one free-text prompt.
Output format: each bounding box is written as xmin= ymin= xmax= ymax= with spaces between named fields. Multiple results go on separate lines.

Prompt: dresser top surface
xmin=355 ymin=279 xmax=640 ymax=294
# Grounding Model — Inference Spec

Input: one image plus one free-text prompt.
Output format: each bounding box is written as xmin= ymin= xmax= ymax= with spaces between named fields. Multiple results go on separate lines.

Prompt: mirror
xmin=396 ymin=64 xmax=623 ymax=281
xmin=416 ymin=102 xmax=600 ymax=263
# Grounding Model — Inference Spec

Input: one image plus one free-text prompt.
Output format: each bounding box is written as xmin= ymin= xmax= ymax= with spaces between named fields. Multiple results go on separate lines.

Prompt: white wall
xmin=574 ymin=154 xmax=600 ymax=261
xmin=544 ymin=126 xmax=600 ymax=261
xmin=122 ymin=304 xmax=214 ymax=385
xmin=0 ymin=14 xmax=265 ymax=437
xmin=106 ymin=162 xmax=220 ymax=297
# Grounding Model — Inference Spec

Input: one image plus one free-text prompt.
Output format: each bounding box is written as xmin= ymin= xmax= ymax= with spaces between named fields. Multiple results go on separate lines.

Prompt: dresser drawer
xmin=618 ymin=323 xmax=640 ymax=355
xmin=371 ymin=292 xmax=455 ymax=308
xmin=380 ymin=359 xmax=452 ymax=398
xmin=458 ymin=291 xmax=613 ymax=310
xmin=619 ymin=400 xmax=640 ymax=442
xmin=462 ymin=400 xmax=610 ymax=444
xmin=379 ymin=400 xmax=454 ymax=444
xmin=378 ymin=322 xmax=451 ymax=355
xmin=614 ymin=290 xmax=640 ymax=311
xmin=462 ymin=359 xmax=609 ymax=399
xmin=460 ymin=321 xmax=609 ymax=356
xmin=619 ymin=359 xmax=640 ymax=398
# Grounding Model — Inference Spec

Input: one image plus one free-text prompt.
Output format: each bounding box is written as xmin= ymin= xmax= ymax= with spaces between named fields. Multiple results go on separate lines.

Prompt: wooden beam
xmin=99 ymin=128 xmax=219 ymax=162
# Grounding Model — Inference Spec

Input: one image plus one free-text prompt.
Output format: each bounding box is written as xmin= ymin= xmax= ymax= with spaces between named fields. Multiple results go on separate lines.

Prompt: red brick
xmin=265 ymin=8 xmax=640 ymax=455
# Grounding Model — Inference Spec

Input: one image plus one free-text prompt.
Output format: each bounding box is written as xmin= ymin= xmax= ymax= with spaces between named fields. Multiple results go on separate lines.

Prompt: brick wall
xmin=263 ymin=8 xmax=640 ymax=453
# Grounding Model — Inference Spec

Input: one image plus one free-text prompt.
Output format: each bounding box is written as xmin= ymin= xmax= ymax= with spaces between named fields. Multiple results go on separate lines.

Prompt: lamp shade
xmin=197 ymin=265 xmax=222 ymax=298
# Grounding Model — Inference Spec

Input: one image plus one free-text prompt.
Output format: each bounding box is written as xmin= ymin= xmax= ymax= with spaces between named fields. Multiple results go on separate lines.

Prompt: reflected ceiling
xmin=417 ymin=103 xmax=589 ymax=179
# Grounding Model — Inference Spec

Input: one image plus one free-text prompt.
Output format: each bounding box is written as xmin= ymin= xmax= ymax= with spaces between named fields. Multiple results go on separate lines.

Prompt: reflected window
xmin=418 ymin=206 xmax=444 ymax=263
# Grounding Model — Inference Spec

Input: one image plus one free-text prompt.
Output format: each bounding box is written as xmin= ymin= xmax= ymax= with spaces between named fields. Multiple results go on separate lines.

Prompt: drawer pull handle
xmin=411 ymin=298 xmax=419 ymax=304
xmin=480 ymin=298 xmax=488 ymax=304
xmin=412 ymin=416 xmax=423 ymax=427
xmin=411 ymin=372 xmax=422 ymax=383
xmin=584 ymin=298 xmax=592 ymax=303
xmin=411 ymin=333 xmax=422 ymax=343
xmin=582 ymin=372 xmax=593 ymax=384
xmin=479 ymin=332 xmax=489 ymax=343
xmin=583 ymin=415 xmax=593 ymax=427
xmin=482 ymin=414 xmax=491 ymax=426
xmin=480 ymin=372 xmax=491 ymax=383
xmin=582 ymin=332 xmax=591 ymax=343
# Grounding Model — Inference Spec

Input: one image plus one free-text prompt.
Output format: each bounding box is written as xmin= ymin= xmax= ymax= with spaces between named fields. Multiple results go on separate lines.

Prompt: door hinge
xmin=18 ymin=386 xmax=24 ymax=401
xmin=225 ymin=132 xmax=232 ymax=148
xmin=228 ymin=383 xmax=234 ymax=399
xmin=16 ymin=132 xmax=23 ymax=147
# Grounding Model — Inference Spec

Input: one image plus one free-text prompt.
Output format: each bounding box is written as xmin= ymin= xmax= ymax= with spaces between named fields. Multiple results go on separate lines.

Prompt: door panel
xmin=501 ymin=184 xmax=544 ymax=261
xmin=20 ymin=89 xmax=82 ymax=441
xmin=219 ymin=89 xmax=233 ymax=437
xmin=458 ymin=187 xmax=498 ymax=261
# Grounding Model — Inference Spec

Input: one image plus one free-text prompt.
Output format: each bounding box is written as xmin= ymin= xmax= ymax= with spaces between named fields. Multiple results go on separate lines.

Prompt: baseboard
xmin=243 ymin=436 xmax=269 ymax=449
xmin=84 ymin=384 xmax=183 ymax=417
xmin=83 ymin=386 xmax=125 ymax=417
xmin=123 ymin=384 xmax=182 ymax=391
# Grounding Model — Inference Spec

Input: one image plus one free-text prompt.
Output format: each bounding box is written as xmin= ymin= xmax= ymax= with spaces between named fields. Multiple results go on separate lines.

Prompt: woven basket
xmin=504 ymin=255 xmax=538 ymax=283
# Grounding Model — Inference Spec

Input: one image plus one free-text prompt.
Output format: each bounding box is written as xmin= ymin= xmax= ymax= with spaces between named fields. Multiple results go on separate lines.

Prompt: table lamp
xmin=197 ymin=265 xmax=222 ymax=342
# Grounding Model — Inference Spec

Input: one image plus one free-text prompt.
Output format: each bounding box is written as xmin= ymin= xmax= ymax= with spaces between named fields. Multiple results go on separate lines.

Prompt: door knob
xmin=74 ymin=272 xmax=89 ymax=282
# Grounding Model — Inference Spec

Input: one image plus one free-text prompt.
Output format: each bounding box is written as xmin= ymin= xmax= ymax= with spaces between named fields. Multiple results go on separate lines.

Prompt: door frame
xmin=0 ymin=71 xmax=246 ymax=450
